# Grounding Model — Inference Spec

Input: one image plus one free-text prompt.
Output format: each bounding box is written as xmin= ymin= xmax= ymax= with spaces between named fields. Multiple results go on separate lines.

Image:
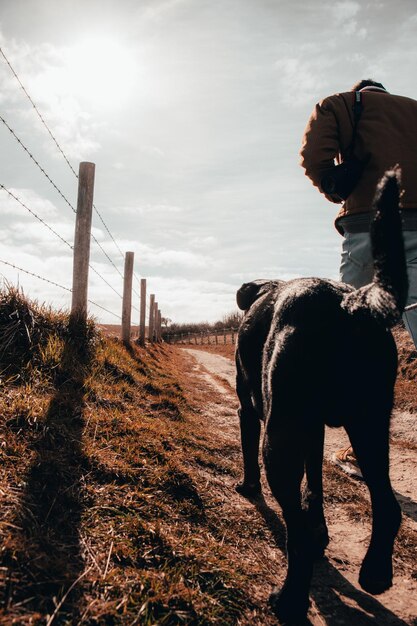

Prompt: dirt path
xmin=181 ymin=347 xmax=417 ymax=625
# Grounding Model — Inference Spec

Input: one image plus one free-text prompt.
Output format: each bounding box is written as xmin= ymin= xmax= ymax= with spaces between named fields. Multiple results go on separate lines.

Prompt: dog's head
xmin=236 ymin=279 xmax=280 ymax=311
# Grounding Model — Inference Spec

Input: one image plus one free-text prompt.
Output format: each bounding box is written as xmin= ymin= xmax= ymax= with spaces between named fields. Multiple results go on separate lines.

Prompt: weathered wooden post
xmin=148 ymin=294 xmax=155 ymax=342
xmin=223 ymin=328 xmax=227 ymax=344
xmin=232 ymin=328 xmax=235 ymax=345
xmin=139 ymin=278 xmax=147 ymax=345
xmin=153 ymin=301 xmax=158 ymax=342
xmin=121 ymin=251 xmax=134 ymax=342
xmin=215 ymin=331 xmax=218 ymax=345
xmin=71 ymin=162 xmax=95 ymax=321
xmin=157 ymin=309 xmax=162 ymax=342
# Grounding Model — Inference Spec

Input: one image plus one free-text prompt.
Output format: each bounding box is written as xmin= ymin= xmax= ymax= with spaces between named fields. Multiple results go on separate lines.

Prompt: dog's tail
xmin=341 ymin=168 xmax=408 ymax=327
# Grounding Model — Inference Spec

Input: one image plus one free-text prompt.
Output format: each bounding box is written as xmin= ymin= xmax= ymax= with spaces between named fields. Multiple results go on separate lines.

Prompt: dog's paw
xmin=235 ymin=480 xmax=262 ymax=500
xmin=359 ymin=560 xmax=393 ymax=595
xmin=269 ymin=586 xmax=309 ymax=623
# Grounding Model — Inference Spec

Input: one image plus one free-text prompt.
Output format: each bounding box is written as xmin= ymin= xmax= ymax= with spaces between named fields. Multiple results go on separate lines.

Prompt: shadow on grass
xmin=253 ymin=495 xmax=409 ymax=626
xmin=4 ymin=318 xmax=94 ymax=623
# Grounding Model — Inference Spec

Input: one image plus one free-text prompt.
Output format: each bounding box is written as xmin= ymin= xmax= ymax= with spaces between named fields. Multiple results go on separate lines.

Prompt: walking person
xmin=300 ymin=79 xmax=417 ymax=477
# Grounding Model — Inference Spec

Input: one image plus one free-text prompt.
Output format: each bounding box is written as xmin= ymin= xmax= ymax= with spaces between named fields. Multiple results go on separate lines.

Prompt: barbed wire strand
xmin=0 ymin=258 xmax=72 ymax=292
xmin=0 ymin=47 xmax=126 ymax=265
xmin=0 ymin=115 xmax=125 ymax=279
xmin=0 ymin=46 xmax=78 ymax=178
xmin=132 ymin=272 xmax=143 ymax=299
xmin=0 ymin=184 xmax=73 ymax=250
xmin=87 ymin=299 xmax=121 ymax=320
xmin=0 ymin=113 xmax=77 ymax=214
xmin=0 ymin=258 xmax=121 ymax=319
xmin=92 ymin=202 xmax=125 ymax=259
xmin=0 ymin=184 xmax=125 ymax=300
xmin=90 ymin=233 xmax=124 ymax=279
xmin=88 ymin=264 xmax=122 ymax=300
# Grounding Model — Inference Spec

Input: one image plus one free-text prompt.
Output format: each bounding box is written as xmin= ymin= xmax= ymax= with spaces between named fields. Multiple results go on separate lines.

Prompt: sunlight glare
xmin=64 ymin=37 xmax=136 ymax=109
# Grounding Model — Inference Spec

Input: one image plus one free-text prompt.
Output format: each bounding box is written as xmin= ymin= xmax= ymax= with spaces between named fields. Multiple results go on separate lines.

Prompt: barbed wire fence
xmin=0 ymin=46 xmax=163 ymax=344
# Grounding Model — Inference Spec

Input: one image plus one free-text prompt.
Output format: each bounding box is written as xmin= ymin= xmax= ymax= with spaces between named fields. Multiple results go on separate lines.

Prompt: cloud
xmin=136 ymin=244 xmax=208 ymax=269
xmin=139 ymin=0 xmax=190 ymax=22
xmin=0 ymin=187 xmax=59 ymax=218
xmin=0 ymin=236 xmax=73 ymax=306
xmin=7 ymin=220 xmax=73 ymax=253
xmin=274 ymin=57 xmax=329 ymax=107
xmin=0 ymin=34 xmax=102 ymax=161
xmin=332 ymin=1 xmax=366 ymax=38
xmin=106 ymin=202 xmax=184 ymax=216
xmin=189 ymin=236 xmax=217 ymax=249
xmin=332 ymin=1 xmax=360 ymax=23
xmin=141 ymin=275 xmax=238 ymax=323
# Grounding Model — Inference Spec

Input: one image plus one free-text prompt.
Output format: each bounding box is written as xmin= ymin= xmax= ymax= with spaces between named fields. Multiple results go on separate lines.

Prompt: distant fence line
xmin=166 ymin=328 xmax=238 ymax=345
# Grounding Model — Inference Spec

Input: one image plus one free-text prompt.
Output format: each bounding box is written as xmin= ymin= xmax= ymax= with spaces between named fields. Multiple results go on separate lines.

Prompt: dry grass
xmin=0 ymin=287 xmax=258 ymax=625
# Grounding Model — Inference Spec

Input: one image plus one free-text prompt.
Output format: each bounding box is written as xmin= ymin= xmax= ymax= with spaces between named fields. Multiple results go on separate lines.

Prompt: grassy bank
xmin=0 ymin=287 xmax=249 ymax=625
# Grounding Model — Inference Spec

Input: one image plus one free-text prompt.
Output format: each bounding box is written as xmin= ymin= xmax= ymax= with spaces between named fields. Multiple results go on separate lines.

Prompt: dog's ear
xmin=236 ymin=280 xmax=274 ymax=310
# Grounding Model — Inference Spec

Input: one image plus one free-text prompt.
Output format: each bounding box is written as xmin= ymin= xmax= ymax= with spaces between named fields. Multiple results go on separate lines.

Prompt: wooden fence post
xmin=157 ymin=309 xmax=162 ymax=342
xmin=139 ymin=278 xmax=147 ymax=345
xmin=153 ymin=301 xmax=158 ymax=342
xmin=148 ymin=294 xmax=155 ymax=342
xmin=231 ymin=328 xmax=235 ymax=345
xmin=156 ymin=310 xmax=160 ymax=343
xmin=223 ymin=328 xmax=226 ymax=344
xmin=121 ymin=251 xmax=134 ymax=342
xmin=71 ymin=162 xmax=95 ymax=321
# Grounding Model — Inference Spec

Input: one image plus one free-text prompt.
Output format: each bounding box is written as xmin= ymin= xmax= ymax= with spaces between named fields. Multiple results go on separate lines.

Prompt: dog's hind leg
xmin=235 ymin=357 xmax=262 ymax=499
xmin=345 ymin=411 xmax=402 ymax=595
xmin=263 ymin=424 xmax=314 ymax=622
xmin=303 ymin=422 xmax=329 ymax=558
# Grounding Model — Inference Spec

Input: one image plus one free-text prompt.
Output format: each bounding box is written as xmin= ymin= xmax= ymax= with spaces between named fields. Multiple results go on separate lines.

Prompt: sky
xmin=1 ymin=0 xmax=417 ymax=324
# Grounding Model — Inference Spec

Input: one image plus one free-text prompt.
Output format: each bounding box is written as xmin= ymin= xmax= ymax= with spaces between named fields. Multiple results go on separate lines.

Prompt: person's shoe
xmin=333 ymin=445 xmax=363 ymax=479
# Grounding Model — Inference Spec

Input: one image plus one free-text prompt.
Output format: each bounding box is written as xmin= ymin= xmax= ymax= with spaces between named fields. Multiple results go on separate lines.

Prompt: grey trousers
xmin=340 ymin=231 xmax=417 ymax=349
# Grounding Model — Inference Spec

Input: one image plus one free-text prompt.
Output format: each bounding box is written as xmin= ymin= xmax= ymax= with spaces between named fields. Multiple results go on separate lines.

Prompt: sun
xmin=64 ymin=37 xmax=136 ymax=109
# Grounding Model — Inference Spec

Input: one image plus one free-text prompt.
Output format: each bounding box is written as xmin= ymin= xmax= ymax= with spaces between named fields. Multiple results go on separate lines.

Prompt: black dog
xmin=235 ymin=171 xmax=407 ymax=623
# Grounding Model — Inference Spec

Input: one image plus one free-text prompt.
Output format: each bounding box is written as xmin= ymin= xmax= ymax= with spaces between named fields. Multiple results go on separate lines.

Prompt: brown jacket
xmin=300 ymin=89 xmax=417 ymax=232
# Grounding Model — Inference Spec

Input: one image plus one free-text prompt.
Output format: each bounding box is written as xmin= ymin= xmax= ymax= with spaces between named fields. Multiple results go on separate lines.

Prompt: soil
xmin=179 ymin=346 xmax=417 ymax=626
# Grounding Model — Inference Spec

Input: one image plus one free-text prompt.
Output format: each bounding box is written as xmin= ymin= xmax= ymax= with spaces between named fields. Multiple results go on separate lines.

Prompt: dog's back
xmin=264 ymin=277 xmax=397 ymax=426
